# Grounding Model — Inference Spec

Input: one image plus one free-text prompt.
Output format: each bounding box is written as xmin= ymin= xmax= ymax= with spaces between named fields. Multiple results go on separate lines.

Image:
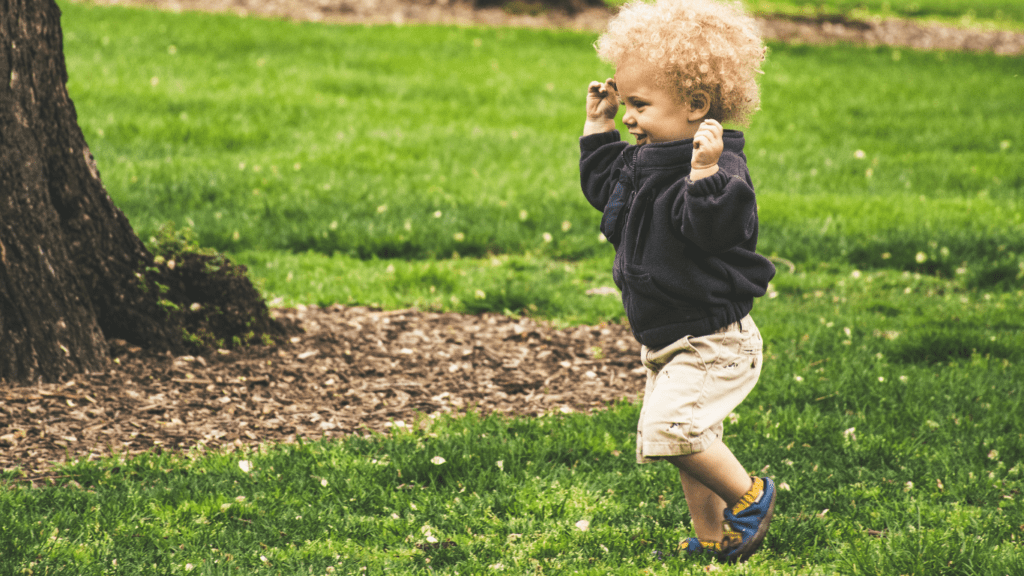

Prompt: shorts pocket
xmin=738 ymin=322 xmax=763 ymax=356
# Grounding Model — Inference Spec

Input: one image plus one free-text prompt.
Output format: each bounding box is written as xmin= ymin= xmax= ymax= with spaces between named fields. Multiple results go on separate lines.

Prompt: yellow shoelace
xmin=730 ymin=477 xmax=764 ymax=515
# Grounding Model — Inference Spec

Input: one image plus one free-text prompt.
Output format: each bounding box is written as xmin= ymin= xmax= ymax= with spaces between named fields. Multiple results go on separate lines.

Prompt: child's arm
xmin=580 ymin=78 xmax=628 ymax=214
xmin=671 ymin=121 xmax=759 ymax=253
xmin=583 ymin=78 xmax=619 ymax=136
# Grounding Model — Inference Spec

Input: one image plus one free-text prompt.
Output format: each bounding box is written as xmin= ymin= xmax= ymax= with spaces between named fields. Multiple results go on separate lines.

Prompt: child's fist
xmin=586 ymin=78 xmax=619 ymax=121
xmin=691 ymin=119 xmax=724 ymax=170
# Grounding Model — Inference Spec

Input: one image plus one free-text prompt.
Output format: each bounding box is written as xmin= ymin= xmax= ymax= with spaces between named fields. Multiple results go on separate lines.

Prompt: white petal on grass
xmin=779 ymin=482 xmax=792 ymax=491
xmin=238 ymin=460 xmax=252 ymax=473
xmin=843 ymin=427 xmax=857 ymax=441
xmin=496 ymin=460 xmax=504 ymax=471
xmin=321 ymin=478 xmax=329 ymax=487
xmin=575 ymin=519 xmax=590 ymax=531
xmin=430 ymin=456 xmax=446 ymax=465
xmin=420 ymin=525 xmax=438 ymax=543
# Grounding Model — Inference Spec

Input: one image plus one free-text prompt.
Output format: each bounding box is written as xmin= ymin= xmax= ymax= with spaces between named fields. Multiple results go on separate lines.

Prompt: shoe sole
xmin=727 ymin=482 xmax=777 ymax=563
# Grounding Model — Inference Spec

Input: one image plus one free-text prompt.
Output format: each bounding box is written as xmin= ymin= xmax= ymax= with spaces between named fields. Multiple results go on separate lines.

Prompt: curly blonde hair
xmin=596 ymin=0 xmax=766 ymax=125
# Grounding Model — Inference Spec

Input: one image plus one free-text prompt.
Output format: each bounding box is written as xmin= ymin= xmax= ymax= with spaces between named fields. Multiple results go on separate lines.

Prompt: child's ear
xmin=687 ymin=90 xmax=711 ymax=121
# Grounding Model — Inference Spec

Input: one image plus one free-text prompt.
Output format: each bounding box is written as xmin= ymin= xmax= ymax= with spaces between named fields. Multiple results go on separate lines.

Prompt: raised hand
xmin=586 ymin=78 xmax=619 ymax=122
xmin=691 ymin=119 xmax=724 ymax=170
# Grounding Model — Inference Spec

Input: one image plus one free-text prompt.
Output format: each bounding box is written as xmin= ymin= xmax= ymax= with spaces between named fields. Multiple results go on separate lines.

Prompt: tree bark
xmin=1 ymin=0 xmax=185 ymax=383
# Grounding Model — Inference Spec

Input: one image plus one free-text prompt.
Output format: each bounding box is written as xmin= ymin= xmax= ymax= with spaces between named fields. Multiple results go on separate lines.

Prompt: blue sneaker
xmin=720 ymin=476 xmax=776 ymax=563
xmin=681 ymin=537 xmax=724 ymax=559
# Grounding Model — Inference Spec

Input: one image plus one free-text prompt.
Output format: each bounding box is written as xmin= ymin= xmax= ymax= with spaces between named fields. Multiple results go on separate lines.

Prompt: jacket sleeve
xmin=580 ymin=131 xmax=628 ymax=212
xmin=670 ymin=152 xmax=759 ymax=254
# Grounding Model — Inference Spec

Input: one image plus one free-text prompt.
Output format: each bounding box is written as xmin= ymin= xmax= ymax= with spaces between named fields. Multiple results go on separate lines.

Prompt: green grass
xmin=744 ymin=0 xmax=1024 ymax=27
xmin=5 ymin=2 xmax=1021 ymax=573
xmin=4 ymin=269 xmax=1024 ymax=573
xmin=602 ymin=0 xmax=1024 ymax=29
xmin=64 ymin=2 xmax=1024 ymax=290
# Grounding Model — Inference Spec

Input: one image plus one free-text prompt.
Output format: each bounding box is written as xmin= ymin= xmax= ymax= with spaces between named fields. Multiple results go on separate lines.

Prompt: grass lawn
xmin=743 ymin=0 xmax=1024 ymax=27
xmin=1 ymin=1 xmax=1021 ymax=573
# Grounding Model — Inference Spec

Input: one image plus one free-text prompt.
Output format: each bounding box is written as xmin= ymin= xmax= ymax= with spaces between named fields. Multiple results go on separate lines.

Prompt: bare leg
xmin=677 ymin=468 xmax=728 ymax=540
xmin=665 ymin=439 xmax=753 ymax=541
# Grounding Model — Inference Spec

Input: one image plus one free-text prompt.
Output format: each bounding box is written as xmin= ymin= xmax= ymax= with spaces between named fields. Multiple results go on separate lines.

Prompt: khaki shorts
xmin=636 ymin=315 xmax=763 ymax=463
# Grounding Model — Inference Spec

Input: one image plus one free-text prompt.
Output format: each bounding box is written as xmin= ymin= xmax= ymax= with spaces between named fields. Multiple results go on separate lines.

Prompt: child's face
xmin=615 ymin=60 xmax=701 ymax=146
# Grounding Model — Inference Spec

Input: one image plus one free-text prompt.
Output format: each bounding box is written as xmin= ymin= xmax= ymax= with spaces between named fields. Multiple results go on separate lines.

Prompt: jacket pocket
xmin=621 ymin=266 xmax=703 ymax=331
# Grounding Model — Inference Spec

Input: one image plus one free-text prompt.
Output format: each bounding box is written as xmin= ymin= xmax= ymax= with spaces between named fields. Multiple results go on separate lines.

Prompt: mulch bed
xmin=1 ymin=305 xmax=646 ymax=478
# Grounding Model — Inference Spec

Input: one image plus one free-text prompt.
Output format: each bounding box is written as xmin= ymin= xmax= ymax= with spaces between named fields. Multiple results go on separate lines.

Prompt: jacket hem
xmin=635 ymin=300 xmax=753 ymax=347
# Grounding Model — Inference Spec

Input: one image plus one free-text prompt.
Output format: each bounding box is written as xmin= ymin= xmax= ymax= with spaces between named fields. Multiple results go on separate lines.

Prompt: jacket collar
xmin=629 ymin=130 xmax=745 ymax=170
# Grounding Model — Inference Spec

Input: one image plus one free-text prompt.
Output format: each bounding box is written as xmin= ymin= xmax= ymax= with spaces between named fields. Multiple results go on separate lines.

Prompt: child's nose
xmin=622 ymin=109 xmax=636 ymax=126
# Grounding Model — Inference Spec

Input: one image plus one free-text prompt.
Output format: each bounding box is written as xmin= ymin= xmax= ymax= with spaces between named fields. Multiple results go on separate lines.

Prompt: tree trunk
xmin=0 ymin=0 xmax=189 ymax=383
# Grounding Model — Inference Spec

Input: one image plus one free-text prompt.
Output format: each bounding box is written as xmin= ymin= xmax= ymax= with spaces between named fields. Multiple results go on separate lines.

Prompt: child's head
xmin=595 ymin=0 xmax=766 ymax=126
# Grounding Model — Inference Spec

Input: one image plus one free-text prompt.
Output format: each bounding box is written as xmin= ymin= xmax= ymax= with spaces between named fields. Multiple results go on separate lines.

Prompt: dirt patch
xmin=78 ymin=0 xmax=1024 ymax=55
xmin=1 ymin=305 xmax=645 ymax=480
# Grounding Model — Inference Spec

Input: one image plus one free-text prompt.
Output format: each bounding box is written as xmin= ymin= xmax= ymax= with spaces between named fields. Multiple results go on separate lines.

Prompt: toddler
xmin=579 ymin=0 xmax=777 ymax=563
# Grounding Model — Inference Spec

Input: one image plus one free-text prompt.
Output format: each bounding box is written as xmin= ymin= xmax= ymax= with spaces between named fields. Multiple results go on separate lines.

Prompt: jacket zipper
xmin=628 ymin=149 xmax=649 ymax=265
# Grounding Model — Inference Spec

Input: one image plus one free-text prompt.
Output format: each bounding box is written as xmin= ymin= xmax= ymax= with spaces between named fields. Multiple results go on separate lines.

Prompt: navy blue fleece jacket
xmin=580 ymin=129 xmax=775 ymax=347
